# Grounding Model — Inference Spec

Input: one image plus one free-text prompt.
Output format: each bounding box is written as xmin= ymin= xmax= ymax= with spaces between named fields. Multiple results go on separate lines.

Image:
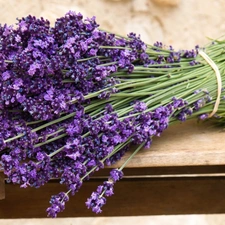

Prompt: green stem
xmin=119 ymin=142 xmax=145 ymax=171
xmin=34 ymin=133 xmax=67 ymax=148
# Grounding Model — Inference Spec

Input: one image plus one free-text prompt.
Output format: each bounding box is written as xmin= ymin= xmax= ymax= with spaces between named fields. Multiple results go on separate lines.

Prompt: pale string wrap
xmin=198 ymin=50 xmax=222 ymax=118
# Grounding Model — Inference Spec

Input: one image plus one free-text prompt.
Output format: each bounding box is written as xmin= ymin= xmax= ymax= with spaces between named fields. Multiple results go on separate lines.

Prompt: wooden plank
xmin=0 ymin=121 xmax=222 ymax=172
xmin=96 ymin=165 xmax=225 ymax=177
xmin=0 ymin=173 xmax=4 ymax=200
xmin=1 ymin=177 xmax=225 ymax=218
xmin=0 ymin=121 xmax=224 ymax=175
xmin=112 ymin=120 xmax=225 ymax=168
xmin=1 ymin=120 xmax=225 ymax=217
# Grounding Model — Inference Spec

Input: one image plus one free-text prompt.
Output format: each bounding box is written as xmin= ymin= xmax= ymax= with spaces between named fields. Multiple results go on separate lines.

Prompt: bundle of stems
xmin=1 ymin=11 xmax=225 ymax=217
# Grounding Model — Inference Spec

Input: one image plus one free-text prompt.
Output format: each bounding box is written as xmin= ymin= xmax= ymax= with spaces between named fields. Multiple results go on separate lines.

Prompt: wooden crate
xmin=1 ymin=120 xmax=225 ymax=218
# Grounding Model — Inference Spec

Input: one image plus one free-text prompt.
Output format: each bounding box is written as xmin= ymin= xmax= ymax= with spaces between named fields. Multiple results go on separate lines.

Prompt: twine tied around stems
xmin=198 ymin=50 xmax=222 ymax=118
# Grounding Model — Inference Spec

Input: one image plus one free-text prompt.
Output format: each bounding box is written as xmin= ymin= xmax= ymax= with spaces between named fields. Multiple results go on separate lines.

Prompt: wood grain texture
xmin=0 ymin=173 xmax=5 ymax=200
xmin=1 ymin=177 xmax=225 ymax=218
xmin=111 ymin=120 xmax=225 ymax=168
xmin=0 ymin=121 xmax=225 ymax=217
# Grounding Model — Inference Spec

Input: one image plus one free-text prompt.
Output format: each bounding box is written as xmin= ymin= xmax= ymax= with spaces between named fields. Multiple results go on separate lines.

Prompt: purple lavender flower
xmin=47 ymin=192 xmax=69 ymax=218
xmin=134 ymin=101 xmax=147 ymax=112
xmin=0 ymin=10 xmax=217 ymax=219
xmin=2 ymin=71 xmax=11 ymax=80
xmin=167 ymin=52 xmax=181 ymax=63
xmin=86 ymin=192 xmax=106 ymax=214
xmin=154 ymin=41 xmax=163 ymax=49
xmin=193 ymin=99 xmax=205 ymax=111
xmin=28 ymin=63 xmax=41 ymax=76
xmin=0 ymin=53 xmax=7 ymax=72
xmin=199 ymin=114 xmax=208 ymax=120
xmin=110 ymin=169 xmax=124 ymax=182
xmin=86 ymin=169 xmax=123 ymax=213
xmin=183 ymin=49 xmax=197 ymax=58
xmin=60 ymin=167 xmax=83 ymax=195
xmin=44 ymin=87 xmax=54 ymax=101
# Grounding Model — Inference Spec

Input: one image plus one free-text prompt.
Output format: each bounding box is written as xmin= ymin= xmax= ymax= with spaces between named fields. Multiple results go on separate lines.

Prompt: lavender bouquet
xmin=0 ymin=11 xmax=225 ymax=217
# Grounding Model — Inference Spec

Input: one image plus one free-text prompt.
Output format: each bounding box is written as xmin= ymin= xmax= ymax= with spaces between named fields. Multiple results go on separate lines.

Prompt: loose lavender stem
xmin=119 ymin=142 xmax=145 ymax=171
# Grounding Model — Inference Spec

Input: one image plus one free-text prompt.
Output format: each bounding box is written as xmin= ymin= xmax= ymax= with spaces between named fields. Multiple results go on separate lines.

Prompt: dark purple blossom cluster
xmin=86 ymin=169 xmax=123 ymax=214
xmin=45 ymin=97 xmax=190 ymax=217
xmin=46 ymin=192 xmax=69 ymax=218
xmin=0 ymin=87 xmax=203 ymax=218
xmin=0 ymin=11 xmax=149 ymax=121
xmin=0 ymin=11 xmax=208 ymax=218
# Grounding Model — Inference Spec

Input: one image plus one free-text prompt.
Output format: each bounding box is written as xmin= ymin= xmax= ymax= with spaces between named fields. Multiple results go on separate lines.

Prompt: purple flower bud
xmin=2 ymin=71 xmax=11 ymax=80
xmin=110 ymin=169 xmax=123 ymax=182
xmin=199 ymin=114 xmax=208 ymax=120
xmin=47 ymin=192 xmax=69 ymax=218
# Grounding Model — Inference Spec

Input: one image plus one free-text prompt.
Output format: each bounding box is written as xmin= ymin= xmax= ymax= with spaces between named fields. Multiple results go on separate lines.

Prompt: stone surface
xmin=1 ymin=0 xmax=225 ymax=50
xmin=0 ymin=215 xmax=225 ymax=225
xmin=152 ymin=0 xmax=180 ymax=6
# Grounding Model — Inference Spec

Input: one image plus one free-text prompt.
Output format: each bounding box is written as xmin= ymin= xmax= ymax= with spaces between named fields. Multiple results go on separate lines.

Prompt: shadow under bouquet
xmin=0 ymin=11 xmax=225 ymax=217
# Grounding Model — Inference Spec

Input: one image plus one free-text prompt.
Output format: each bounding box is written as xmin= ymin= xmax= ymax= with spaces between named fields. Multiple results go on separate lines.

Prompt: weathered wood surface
xmin=1 ymin=177 xmax=225 ymax=218
xmin=112 ymin=120 xmax=225 ymax=168
xmin=1 ymin=120 xmax=225 ymax=218
xmin=0 ymin=173 xmax=4 ymax=200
